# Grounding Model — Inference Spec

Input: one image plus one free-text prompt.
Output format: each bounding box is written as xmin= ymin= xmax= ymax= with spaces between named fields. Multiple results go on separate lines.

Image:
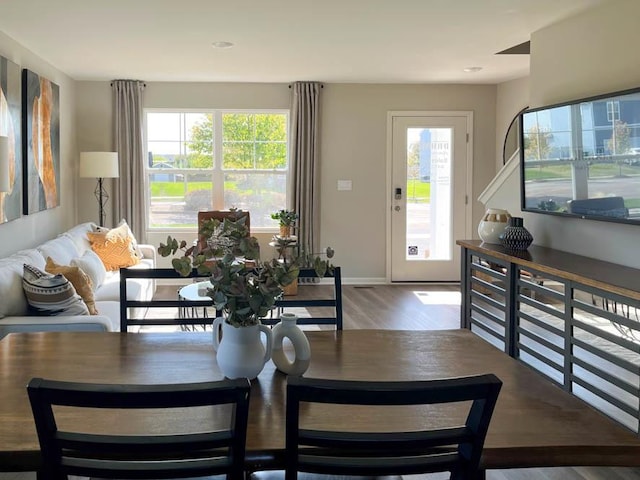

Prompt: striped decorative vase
xmin=478 ymin=208 xmax=511 ymax=244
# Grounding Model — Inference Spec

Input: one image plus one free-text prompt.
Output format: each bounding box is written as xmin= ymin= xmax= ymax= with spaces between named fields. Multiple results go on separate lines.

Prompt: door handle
xmin=394 ymin=206 xmax=401 ymax=212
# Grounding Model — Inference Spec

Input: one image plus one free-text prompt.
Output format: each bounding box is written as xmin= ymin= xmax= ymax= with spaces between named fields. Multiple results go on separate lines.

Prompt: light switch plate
xmin=337 ymin=180 xmax=352 ymax=191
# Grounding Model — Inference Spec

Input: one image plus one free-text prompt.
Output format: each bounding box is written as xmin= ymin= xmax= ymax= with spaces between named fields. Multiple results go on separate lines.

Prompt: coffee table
xmin=177 ymin=281 xmax=214 ymax=330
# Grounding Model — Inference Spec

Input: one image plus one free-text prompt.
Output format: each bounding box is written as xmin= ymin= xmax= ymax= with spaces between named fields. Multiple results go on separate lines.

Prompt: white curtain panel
xmin=112 ymin=79 xmax=146 ymax=242
xmin=289 ymin=81 xmax=321 ymax=254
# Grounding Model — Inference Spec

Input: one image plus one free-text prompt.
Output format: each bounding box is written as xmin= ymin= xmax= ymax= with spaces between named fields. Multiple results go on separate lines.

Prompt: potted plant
xmin=158 ymin=216 xmax=299 ymax=379
xmin=271 ymin=236 xmax=336 ymax=296
xmin=270 ymin=209 xmax=298 ymax=238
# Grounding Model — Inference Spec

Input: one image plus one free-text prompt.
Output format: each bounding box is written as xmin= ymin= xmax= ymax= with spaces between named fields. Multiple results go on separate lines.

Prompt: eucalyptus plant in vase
xmin=158 ymin=216 xmax=299 ymax=379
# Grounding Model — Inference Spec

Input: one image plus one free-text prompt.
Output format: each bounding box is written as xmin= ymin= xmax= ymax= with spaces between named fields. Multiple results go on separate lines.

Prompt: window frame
xmin=144 ymin=108 xmax=290 ymax=233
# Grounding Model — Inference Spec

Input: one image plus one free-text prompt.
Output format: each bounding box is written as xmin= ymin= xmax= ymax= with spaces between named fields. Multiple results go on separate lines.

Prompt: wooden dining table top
xmin=1 ymin=329 xmax=640 ymax=472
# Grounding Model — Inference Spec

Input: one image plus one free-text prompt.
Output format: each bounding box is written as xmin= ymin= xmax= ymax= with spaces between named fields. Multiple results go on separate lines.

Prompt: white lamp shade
xmin=0 ymin=136 xmax=10 ymax=192
xmin=79 ymin=152 xmax=119 ymax=178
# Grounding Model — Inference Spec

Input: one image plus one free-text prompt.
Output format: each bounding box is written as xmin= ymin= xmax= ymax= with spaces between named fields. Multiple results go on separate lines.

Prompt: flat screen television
xmin=520 ymin=86 xmax=640 ymax=225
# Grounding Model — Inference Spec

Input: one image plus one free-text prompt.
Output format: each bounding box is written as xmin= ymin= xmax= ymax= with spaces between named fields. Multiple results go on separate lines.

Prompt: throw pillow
xmin=45 ymin=257 xmax=98 ymax=315
xmin=22 ymin=264 xmax=90 ymax=316
xmin=71 ymin=250 xmax=107 ymax=291
xmin=87 ymin=221 xmax=141 ymax=271
xmin=95 ymin=219 xmax=143 ymax=258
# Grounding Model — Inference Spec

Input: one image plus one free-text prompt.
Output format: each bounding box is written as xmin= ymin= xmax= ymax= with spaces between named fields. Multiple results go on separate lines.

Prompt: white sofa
xmin=0 ymin=222 xmax=156 ymax=339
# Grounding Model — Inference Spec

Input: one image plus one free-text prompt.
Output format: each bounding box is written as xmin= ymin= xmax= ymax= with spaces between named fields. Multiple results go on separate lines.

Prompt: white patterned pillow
xmin=22 ymin=264 xmax=90 ymax=316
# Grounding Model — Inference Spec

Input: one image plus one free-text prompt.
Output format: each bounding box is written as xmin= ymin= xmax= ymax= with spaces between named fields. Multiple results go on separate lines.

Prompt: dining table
xmin=1 ymin=329 xmax=640 ymax=474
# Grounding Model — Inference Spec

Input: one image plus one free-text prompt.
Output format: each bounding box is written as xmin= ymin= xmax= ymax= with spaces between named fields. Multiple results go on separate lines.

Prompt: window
xmin=607 ymin=101 xmax=620 ymax=122
xmin=145 ymin=110 xmax=289 ymax=230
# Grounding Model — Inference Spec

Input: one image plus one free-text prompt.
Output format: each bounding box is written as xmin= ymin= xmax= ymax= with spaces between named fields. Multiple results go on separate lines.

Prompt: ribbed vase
xmin=500 ymin=217 xmax=533 ymax=251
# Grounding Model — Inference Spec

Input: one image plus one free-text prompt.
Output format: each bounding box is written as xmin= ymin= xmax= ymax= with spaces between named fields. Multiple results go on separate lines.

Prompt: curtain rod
xmin=110 ymin=80 xmax=147 ymax=87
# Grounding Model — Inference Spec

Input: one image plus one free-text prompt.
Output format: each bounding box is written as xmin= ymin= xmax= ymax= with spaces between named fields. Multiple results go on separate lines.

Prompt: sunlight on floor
xmin=413 ymin=290 xmax=461 ymax=305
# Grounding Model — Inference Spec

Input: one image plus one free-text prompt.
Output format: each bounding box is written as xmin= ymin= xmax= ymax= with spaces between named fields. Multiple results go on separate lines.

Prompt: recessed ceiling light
xmin=212 ymin=41 xmax=234 ymax=49
xmin=463 ymin=66 xmax=483 ymax=73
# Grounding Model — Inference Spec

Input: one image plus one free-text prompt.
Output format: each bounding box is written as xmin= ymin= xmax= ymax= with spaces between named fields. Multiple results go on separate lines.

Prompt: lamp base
xmin=94 ymin=178 xmax=109 ymax=227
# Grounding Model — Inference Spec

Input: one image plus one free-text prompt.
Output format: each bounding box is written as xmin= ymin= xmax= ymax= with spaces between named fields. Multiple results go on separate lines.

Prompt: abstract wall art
xmin=0 ymin=55 xmax=22 ymax=224
xmin=22 ymin=68 xmax=60 ymax=215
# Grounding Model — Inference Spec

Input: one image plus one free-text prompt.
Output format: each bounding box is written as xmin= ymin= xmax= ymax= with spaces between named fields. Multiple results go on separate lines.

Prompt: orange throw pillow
xmin=87 ymin=222 xmax=141 ymax=271
xmin=45 ymin=257 xmax=98 ymax=315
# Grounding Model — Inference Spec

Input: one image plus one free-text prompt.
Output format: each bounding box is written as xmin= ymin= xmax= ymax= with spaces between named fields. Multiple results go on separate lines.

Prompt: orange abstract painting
xmin=22 ymin=69 xmax=59 ymax=214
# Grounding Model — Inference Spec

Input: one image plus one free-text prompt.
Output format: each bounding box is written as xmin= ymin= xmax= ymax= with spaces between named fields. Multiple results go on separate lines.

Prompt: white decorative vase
xmin=212 ymin=318 xmax=273 ymax=379
xmin=271 ymin=313 xmax=311 ymax=376
xmin=478 ymin=208 xmax=511 ymax=244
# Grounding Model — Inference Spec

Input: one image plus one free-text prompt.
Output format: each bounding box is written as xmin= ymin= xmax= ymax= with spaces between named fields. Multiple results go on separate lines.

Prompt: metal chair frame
xmin=284 ymin=374 xmax=502 ymax=480
xmin=27 ymin=377 xmax=251 ymax=480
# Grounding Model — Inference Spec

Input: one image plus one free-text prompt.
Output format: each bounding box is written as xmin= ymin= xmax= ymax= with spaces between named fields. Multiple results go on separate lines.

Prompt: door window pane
xmin=405 ymin=128 xmax=452 ymax=261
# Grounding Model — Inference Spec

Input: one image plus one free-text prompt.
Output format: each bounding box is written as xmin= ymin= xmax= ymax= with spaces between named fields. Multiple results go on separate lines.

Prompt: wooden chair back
xmin=284 ymin=374 xmax=502 ymax=480
xmin=27 ymin=378 xmax=251 ymax=480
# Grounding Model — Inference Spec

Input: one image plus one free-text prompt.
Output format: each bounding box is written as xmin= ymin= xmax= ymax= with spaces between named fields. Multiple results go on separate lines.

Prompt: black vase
xmin=500 ymin=217 xmax=533 ymax=251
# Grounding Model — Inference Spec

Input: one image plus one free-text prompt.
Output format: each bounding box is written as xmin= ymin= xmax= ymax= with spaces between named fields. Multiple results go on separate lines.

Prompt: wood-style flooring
xmin=2 ymin=284 xmax=638 ymax=480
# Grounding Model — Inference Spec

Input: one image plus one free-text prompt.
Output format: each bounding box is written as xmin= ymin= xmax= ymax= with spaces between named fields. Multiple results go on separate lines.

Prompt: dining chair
xmin=197 ymin=210 xmax=251 ymax=251
xmin=255 ymin=373 xmax=502 ymax=480
xmin=27 ymin=377 xmax=251 ymax=480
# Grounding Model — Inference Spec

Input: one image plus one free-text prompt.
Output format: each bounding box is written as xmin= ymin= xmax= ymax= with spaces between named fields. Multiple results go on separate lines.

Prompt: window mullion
xmin=212 ymin=111 xmax=224 ymax=209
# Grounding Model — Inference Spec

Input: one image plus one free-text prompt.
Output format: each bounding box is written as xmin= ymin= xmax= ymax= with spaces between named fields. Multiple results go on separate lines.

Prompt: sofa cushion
xmin=94 ymin=274 xmax=146 ymax=302
xmin=87 ymin=222 xmax=141 ymax=271
xmin=22 ymin=264 xmax=90 ymax=316
xmin=71 ymin=249 xmax=107 ymax=291
xmin=62 ymin=222 xmax=96 ymax=256
xmin=0 ymin=261 xmax=28 ymax=318
xmin=0 ymin=249 xmax=46 ymax=318
xmin=45 ymin=257 xmax=98 ymax=315
xmin=37 ymin=235 xmax=81 ymax=266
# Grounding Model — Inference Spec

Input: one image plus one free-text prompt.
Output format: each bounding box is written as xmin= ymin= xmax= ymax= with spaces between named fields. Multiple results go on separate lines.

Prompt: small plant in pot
xmin=270 ymin=209 xmax=298 ymax=238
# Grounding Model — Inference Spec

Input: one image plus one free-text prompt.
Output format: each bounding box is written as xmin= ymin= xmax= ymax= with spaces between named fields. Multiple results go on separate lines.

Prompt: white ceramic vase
xmin=478 ymin=208 xmax=511 ymax=244
xmin=212 ymin=317 xmax=273 ymax=379
xmin=271 ymin=313 xmax=311 ymax=376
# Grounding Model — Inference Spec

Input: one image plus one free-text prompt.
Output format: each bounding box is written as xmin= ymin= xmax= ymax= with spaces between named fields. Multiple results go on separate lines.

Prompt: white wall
xmin=492 ymin=0 xmax=640 ymax=268
xmin=0 ymin=31 xmax=77 ymax=258
xmin=76 ymin=81 xmax=497 ymax=281
xmin=76 ymin=81 xmax=113 ymax=226
xmin=530 ymin=0 xmax=640 ymax=109
xmin=495 ymin=77 xmax=529 ymax=171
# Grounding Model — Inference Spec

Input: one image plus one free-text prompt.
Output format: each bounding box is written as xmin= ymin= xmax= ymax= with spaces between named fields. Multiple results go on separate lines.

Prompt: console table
xmin=457 ymin=240 xmax=640 ymax=435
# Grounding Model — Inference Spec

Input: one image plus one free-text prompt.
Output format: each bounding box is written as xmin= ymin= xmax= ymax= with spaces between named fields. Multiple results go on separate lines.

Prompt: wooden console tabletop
xmin=456 ymin=240 xmax=640 ymax=301
xmin=2 ymin=330 xmax=640 ymax=473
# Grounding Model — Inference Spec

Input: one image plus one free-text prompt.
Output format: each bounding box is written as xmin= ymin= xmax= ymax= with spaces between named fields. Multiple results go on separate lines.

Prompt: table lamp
xmin=79 ymin=151 xmax=119 ymax=226
xmin=0 ymin=136 xmax=10 ymax=192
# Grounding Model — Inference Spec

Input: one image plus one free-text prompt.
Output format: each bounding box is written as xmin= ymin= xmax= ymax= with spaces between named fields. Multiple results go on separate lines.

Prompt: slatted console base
xmin=458 ymin=240 xmax=640 ymax=434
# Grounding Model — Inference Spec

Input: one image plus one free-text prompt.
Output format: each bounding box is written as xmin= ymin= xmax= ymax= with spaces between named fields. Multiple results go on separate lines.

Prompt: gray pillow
xmin=22 ymin=264 xmax=90 ymax=316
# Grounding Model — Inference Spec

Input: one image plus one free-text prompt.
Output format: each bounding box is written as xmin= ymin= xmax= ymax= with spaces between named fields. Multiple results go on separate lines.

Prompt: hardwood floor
xmin=2 ymin=284 xmax=637 ymax=480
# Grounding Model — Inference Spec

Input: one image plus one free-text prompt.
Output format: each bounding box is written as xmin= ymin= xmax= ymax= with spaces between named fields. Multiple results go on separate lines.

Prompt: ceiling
xmin=0 ymin=0 xmax=610 ymax=84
